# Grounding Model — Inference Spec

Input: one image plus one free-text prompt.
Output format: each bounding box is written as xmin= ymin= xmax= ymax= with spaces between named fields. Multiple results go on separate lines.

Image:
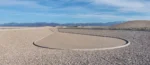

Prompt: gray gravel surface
xmin=58 ymin=29 xmax=150 ymax=65
xmin=0 ymin=28 xmax=150 ymax=65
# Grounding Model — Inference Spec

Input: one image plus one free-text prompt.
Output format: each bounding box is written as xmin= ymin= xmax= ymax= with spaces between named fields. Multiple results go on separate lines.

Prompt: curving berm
xmin=0 ymin=26 xmax=149 ymax=65
xmin=34 ymin=27 xmax=130 ymax=50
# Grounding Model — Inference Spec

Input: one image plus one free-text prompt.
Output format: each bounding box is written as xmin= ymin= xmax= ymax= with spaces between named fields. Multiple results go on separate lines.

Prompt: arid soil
xmin=0 ymin=27 xmax=150 ymax=65
xmin=112 ymin=20 xmax=150 ymax=28
xmin=59 ymin=28 xmax=150 ymax=65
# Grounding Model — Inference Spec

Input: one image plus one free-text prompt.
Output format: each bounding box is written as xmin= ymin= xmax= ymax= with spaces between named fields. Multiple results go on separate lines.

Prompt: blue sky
xmin=0 ymin=0 xmax=150 ymax=23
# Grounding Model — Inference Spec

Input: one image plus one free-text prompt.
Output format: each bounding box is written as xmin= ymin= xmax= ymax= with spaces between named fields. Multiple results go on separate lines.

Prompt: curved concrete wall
xmin=43 ymin=28 xmax=131 ymax=50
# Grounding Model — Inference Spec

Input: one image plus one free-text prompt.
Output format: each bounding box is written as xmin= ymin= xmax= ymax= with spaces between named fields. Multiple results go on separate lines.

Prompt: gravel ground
xmin=0 ymin=27 xmax=150 ymax=65
xmin=58 ymin=29 xmax=150 ymax=65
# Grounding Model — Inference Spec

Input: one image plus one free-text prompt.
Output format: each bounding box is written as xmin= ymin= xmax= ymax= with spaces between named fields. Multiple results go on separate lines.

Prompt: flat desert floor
xmin=0 ymin=27 xmax=149 ymax=65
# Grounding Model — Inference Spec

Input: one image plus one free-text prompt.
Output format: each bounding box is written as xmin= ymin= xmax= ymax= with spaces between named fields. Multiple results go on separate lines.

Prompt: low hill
xmin=111 ymin=20 xmax=150 ymax=29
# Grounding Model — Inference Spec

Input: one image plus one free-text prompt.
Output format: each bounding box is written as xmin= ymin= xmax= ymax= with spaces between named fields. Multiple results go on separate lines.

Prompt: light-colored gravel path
xmin=0 ymin=27 xmax=150 ymax=65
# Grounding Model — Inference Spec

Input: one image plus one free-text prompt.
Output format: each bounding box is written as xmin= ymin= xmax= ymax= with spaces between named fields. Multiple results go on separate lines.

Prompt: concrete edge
xmin=33 ymin=28 xmax=130 ymax=51
xmin=33 ymin=41 xmax=130 ymax=51
xmin=72 ymin=42 xmax=130 ymax=51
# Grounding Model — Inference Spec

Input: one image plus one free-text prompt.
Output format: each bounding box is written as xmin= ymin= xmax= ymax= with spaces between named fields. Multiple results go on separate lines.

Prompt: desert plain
xmin=0 ymin=22 xmax=150 ymax=65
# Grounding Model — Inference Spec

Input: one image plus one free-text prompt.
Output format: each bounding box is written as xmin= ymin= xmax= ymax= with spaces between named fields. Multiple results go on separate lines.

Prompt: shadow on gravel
xmin=33 ymin=42 xmax=63 ymax=50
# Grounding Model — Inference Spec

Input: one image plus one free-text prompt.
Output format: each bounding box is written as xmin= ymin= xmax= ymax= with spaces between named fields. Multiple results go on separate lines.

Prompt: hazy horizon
xmin=0 ymin=0 xmax=150 ymax=23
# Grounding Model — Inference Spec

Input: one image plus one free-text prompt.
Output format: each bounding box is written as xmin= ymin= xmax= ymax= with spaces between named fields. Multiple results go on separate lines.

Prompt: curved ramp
xmin=34 ymin=29 xmax=129 ymax=50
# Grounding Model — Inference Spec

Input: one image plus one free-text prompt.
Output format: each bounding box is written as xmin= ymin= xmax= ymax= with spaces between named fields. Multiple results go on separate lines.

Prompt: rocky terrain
xmin=0 ymin=27 xmax=150 ymax=65
xmin=58 ymin=28 xmax=150 ymax=65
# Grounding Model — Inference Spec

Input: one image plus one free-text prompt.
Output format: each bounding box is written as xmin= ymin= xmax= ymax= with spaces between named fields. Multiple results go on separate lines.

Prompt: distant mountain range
xmin=0 ymin=21 xmax=123 ymax=27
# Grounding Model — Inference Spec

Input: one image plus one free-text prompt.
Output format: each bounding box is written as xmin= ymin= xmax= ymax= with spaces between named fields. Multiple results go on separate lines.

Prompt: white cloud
xmin=73 ymin=14 xmax=118 ymax=19
xmin=1 ymin=8 xmax=150 ymax=23
xmin=90 ymin=0 xmax=150 ymax=13
xmin=71 ymin=13 xmax=150 ymax=21
xmin=0 ymin=0 xmax=49 ymax=9
xmin=0 ymin=0 xmax=150 ymax=22
xmin=92 ymin=0 xmax=144 ymax=8
xmin=125 ymin=15 xmax=150 ymax=21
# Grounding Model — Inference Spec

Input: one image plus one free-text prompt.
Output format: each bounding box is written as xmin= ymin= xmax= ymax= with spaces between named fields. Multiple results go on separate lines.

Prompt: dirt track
xmin=0 ymin=27 xmax=150 ymax=65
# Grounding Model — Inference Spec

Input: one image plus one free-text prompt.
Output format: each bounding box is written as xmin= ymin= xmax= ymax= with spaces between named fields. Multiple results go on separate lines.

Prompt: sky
xmin=0 ymin=0 xmax=150 ymax=23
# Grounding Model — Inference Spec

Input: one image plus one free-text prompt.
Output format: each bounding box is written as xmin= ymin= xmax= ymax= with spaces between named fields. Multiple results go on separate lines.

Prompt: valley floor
xmin=0 ymin=27 xmax=149 ymax=65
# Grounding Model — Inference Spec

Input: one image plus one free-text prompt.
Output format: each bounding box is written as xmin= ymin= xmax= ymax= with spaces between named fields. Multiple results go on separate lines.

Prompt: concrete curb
xmin=72 ymin=42 xmax=130 ymax=51
xmin=33 ymin=28 xmax=130 ymax=51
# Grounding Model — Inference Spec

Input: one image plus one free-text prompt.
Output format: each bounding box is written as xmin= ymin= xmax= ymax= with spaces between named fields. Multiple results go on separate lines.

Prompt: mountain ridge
xmin=0 ymin=21 xmax=123 ymax=27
